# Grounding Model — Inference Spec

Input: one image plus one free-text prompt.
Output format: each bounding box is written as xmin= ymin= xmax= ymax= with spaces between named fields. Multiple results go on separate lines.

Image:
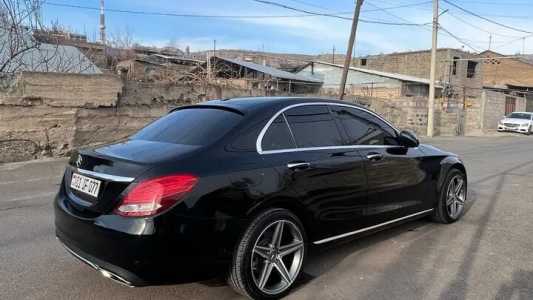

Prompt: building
xmin=345 ymin=48 xmax=531 ymax=135
xmin=205 ymin=56 xmax=322 ymax=94
xmin=116 ymin=54 xmax=203 ymax=82
xmin=353 ymin=48 xmax=483 ymax=102
xmin=0 ymin=28 xmax=101 ymax=74
xmin=297 ymin=61 xmax=443 ymax=134
xmin=297 ymin=60 xmax=443 ymax=99
xmin=477 ymin=50 xmax=533 ymax=112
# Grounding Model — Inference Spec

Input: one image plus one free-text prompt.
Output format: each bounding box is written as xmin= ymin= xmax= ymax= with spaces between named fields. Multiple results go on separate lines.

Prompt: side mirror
xmin=398 ymin=130 xmax=420 ymax=148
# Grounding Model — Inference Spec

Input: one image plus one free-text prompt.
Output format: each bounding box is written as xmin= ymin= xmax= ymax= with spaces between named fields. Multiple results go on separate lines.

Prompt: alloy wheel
xmin=251 ymin=220 xmax=304 ymax=295
xmin=446 ymin=175 xmax=466 ymax=219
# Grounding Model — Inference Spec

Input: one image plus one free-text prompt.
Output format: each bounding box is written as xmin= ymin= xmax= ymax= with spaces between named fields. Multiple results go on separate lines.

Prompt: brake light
xmin=115 ymin=174 xmax=198 ymax=217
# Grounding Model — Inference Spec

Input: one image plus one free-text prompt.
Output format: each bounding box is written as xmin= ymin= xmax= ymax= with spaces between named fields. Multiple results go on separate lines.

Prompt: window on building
xmin=467 ymin=61 xmax=478 ymax=78
xmin=452 ymin=56 xmax=459 ymax=75
xmin=285 ymin=105 xmax=343 ymax=148
xmin=360 ymin=58 xmax=367 ymax=66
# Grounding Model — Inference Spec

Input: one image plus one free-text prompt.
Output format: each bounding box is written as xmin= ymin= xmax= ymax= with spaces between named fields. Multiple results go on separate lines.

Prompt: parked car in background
xmin=55 ymin=97 xmax=468 ymax=299
xmin=498 ymin=112 xmax=533 ymax=135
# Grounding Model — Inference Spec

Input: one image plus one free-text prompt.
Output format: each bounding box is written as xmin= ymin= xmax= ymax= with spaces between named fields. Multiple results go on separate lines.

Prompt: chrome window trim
xmin=256 ymin=102 xmax=400 ymax=155
xmin=313 ymin=208 xmax=434 ymax=245
xmin=74 ymin=168 xmax=135 ymax=183
xmin=260 ymin=145 xmax=396 ymax=155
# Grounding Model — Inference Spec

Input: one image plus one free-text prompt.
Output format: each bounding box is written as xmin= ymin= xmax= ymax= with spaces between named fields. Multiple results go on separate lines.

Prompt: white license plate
xmin=70 ymin=173 xmax=101 ymax=198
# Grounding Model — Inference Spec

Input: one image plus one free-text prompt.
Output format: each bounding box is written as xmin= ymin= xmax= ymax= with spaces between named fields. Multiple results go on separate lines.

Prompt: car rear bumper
xmin=57 ymin=236 xmax=140 ymax=287
xmin=54 ymin=189 xmax=240 ymax=286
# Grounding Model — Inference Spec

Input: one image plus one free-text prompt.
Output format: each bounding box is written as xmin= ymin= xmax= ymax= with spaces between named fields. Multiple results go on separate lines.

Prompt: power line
xmin=364 ymin=1 xmax=425 ymax=24
xmin=442 ymin=0 xmax=533 ymax=34
xmin=44 ymin=1 xmax=347 ymax=19
xmin=439 ymin=25 xmax=481 ymax=52
xmin=492 ymin=34 xmax=533 ymax=51
xmin=252 ymin=0 xmax=430 ymax=25
xmin=445 ymin=12 xmax=524 ymax=39
xmin=284 ymin=0 xmax=331 ymax=11
xmin=44 ymin=0 xmax=428 ymax=25
xmin=451 ymin=0 xmax=533 ymax=5
xmin=363 ymin=1 xmax=433 ymax=12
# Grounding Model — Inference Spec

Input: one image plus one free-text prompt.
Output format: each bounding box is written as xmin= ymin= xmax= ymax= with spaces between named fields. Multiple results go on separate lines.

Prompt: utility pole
xmin=339 ymin=0 xmax=364 ymax=100
xmin=522 ymin=37 xmax=526 ymax=54
xmin=332 ymin=45 xmax=336 ymax=64
xmin=99 ymin=0 xmax=106 ymax=44
xmin=213 ymin=39 xmax=217 ymax=57
xmin=488 ymin=34 xmax=492 ymax=50
xmin=427 ymin=0 xmax=439 ymax=137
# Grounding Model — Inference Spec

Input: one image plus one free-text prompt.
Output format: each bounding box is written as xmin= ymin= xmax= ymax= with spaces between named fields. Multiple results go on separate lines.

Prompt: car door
xmin=330 ymin=106 xmax=430 ymax=225
xmin=275 ymin=104 xmax=368 ymax=239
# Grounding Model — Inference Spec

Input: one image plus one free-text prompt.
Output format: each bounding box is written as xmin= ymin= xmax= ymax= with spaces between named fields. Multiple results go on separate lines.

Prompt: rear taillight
xmin=115 ymin=174 xmax=198 ymax=217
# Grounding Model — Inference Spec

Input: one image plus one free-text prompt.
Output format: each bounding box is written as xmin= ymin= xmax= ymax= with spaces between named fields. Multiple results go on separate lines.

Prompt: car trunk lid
xmin=64 ymin=140 xmax=201 ymax=214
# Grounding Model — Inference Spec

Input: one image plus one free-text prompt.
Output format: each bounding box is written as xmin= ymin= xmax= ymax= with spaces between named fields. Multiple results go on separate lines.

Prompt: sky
xmin=41 ymin=0 xmax=533 ymax=56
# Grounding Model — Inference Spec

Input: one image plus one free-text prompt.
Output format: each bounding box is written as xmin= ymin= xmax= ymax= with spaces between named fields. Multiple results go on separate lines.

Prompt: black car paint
xmin=54 ymin=97 xmax=465 ymax=286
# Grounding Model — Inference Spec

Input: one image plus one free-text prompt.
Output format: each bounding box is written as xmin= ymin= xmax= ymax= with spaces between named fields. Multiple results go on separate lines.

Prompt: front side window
xmin=285 ymin=105 xmax=343 ymax=148
xmin=132 ymin=107 xmax=242 ymax=146
xmin=332 ymin=106 xmax=398 ymax=146
xmin=261 ymin=115 xmax=296 ymax=151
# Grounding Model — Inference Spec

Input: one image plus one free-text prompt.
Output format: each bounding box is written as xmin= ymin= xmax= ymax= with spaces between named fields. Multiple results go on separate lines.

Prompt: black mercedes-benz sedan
xmin=55 ymin=97 xmax=467 ymax=299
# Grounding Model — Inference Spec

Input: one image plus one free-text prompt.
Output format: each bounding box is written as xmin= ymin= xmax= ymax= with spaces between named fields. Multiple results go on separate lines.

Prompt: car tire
xmin=228 ymin=208 xmax=307 ymax=299
xmin=432 ymin=169 xmax=467 ymax=224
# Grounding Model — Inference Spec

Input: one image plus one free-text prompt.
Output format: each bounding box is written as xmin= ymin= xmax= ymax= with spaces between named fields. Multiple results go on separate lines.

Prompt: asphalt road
xmin=2 ymin=135 xmax=533 ymax=299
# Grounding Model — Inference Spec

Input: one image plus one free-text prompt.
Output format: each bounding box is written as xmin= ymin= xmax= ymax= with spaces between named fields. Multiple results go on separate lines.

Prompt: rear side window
xmin=132 ymin=107 xmax=242 ymax=146
xmin=332 ymin=106 xmax=397 ymax=146
xmin=285 ymin=105 xmax=343 ymax=148
xmin=262 ymin=116 xmax=295 ymax=151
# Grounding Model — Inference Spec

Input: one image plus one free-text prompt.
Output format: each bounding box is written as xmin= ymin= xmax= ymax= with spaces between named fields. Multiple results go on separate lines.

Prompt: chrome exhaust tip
xmin=58 ymin=239 xmax=135 ymax=288
xmin=99 ymin=269 xmax=135 ymax=288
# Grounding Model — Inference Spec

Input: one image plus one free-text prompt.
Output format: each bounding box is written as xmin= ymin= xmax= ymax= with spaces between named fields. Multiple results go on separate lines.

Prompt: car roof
xmin=202 ymin=97 xmax=364 ymax=114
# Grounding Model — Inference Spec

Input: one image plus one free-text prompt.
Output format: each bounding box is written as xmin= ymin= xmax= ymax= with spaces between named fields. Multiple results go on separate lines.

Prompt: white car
xmin=498 ymin=112 xmax=533 ymax=135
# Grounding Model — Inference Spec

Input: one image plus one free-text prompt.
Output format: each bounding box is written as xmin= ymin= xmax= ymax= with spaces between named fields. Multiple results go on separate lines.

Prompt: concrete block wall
xmin=481 ymin=90 xmax=527 ymax=132
xmin=0 ymin=72 xmax=269 ymax=163
xmin=354 ymin=49 xmax=483 ymax=102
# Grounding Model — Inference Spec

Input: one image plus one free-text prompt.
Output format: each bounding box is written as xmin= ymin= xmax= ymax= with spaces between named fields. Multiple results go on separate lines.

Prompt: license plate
xmin=70 ymin=173 xmax=101 ymax=198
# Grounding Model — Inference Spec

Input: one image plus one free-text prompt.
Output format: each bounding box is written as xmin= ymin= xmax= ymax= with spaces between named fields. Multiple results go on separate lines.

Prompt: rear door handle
xmin=287 ymin=162 xmax=311 ymax=170
xmin=366 ymin=153 xmax=384 ymax=161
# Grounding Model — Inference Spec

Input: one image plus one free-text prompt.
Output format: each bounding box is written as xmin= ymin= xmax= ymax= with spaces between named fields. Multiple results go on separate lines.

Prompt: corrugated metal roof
xmin=215 ymin=56 xmax=322 ymax=83
xmin=313 ymin=61 xmax=444 ymax=87
xmin=0 ymin=29 xmax=101 ymax=74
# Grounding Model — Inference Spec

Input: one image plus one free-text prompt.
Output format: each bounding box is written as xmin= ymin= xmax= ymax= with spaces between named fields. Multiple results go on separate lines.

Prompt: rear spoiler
xmin=168 ymin=104 xmax=245 ymax=116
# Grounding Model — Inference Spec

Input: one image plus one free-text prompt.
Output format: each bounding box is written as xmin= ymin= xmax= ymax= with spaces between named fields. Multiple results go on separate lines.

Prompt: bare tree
xmin=108 ymin=26 xmax=135 ymax=49
xmin=106 ymin=27 xmax=136 ymax=68
xmin=180 ymin=58 xmax=245 ymax=100
xmin=0 ymin=0 xmax=43 ymax=73
xmin=1 ymin=1 xmax=101 ymax=74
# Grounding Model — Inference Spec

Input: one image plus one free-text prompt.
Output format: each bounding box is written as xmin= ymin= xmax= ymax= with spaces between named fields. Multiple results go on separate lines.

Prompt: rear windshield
xmin=508 ymin=113 xmax=532 ymax=120
xmin=131 ymin=107 xmax=242 ymax=146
